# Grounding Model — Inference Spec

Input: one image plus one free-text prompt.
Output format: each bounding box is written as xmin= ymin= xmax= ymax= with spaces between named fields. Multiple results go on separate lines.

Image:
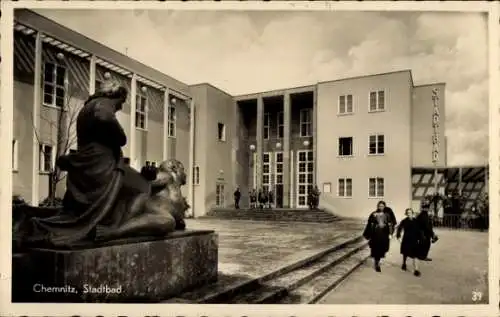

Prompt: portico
xmin=235 ymin=86 xmax=316 ymax=209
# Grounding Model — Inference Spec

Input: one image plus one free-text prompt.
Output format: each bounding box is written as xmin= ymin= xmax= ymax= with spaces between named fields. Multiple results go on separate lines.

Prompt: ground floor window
xmin=12 ymin=139 xmax=18 ymax=172
xmin=39 ymin=144 xmax=54 ymax=173
xmin=369 ymin=177 xmax=384 ymax=198
xmin=216 ymin=183 xmax=225 ymax=207
xmin=193 ymin=166 xmax=200 ymax=185
xmin=338 ymin=178 xmax=352 ymax=197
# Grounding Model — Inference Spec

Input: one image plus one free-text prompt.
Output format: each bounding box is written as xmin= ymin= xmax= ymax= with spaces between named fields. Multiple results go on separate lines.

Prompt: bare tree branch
xmin=33 ymin=82 xmax=83 ymax=200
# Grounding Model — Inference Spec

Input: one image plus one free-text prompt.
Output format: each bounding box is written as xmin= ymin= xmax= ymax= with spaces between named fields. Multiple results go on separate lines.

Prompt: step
xmin=277 ymin=248 xmax=370 ymax=304
xmin=162 ymin=235 xmax=363 ymax=303
xmin=228 ymin=240 xmax=368 ymax=304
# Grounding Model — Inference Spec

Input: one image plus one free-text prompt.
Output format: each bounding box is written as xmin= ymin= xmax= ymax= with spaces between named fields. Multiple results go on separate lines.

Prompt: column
xmin=130 ymin=74 xmax=137 ymax=169
xmin=162 ymin=88 xmax=170 ymax=161
xmin=312 ymin=88 xmax=318 ymax=186
xmin=282 ymin=93 xmax=291 ymax=207
xmin=255 ymin=96 xmax=264 ymax=189
xmin=89 ymin=55 xmax=96 ymax=95
xmin=187 ymin=98 xmax=195 ymax=217
xmin=458 ymin=167 xmax=463 ymax=195
xmin=231 ymin=101 xmax=239 ymax=191
xmin=31 ymin=31 xmax=42 ymax=206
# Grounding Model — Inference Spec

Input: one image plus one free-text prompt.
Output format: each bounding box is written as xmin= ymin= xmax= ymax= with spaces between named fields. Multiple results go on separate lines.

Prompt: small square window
xmin=338 ymin=137 xmax=353 ymax=156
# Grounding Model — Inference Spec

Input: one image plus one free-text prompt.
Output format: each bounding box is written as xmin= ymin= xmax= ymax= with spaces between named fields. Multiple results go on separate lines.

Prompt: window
xmin=338 ymin=137 xmax=353 ymax=157
xmin=275 ymin=152 xmax=283 ymax=185
xmin=369 ymin=177 xmax=384 ymax=198
xmin=43 ymin=62 xmax=66 ymax=108
xmin=135 ymin=94 xmax=148 ymax=130
xmin=263 ymin=112 xmax=270 ymax=140
xmin=12 ymin=140 xmax=18 ymax=171
xmin=338 ymin=178 xmax=352 ymax=197
xmin=300 ymin=109 xmax=312 ymax=137
xmin=215 ymin=183 xmax=225 ymax=207
xmin=168 ymin=102 xmax=176 ymax=137
xmin=39 ymin=144 xmax=54 ymax=173
xmin=369 ymin=134 xmax=385 ymax=155
xmin=217 ymin=123 xmax=226 ymax=142
xmin=338 ymin=94 xmax=353 ymax=114
xmin=277 ymin=111 xmax=284 ymax=139
xmin=262 ymin=152 xmax=271 ymax=192
xmin=369 ymin=90 xmax=385 ymax=112
xmin=193 ymin=166 xmax=200 ymax=185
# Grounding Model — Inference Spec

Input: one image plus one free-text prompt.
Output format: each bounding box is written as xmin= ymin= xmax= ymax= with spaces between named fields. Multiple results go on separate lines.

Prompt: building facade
xmin=12 ymin=10 xmax=450 ymax=219
xmin=12 ymin=10 xmax=194 ymax=209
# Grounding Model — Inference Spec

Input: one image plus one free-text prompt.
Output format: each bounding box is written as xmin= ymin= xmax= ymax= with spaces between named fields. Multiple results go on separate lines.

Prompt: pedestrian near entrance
xmin=234 ymin=187 xmax=241 ymax=209
xmin=363 ymin=201 xmax=392 ymax=272
xmin=150 ymin=161 xmax=158 ymax=181
xmin=268 ymin=190 xmax=274 ymax=209
xmin=140 ymin=161 xmax=151 ymax=180
xmin=249 ymin=189 xmax=257 ymax=209
xmin=258 ymin=189 xmax=265 ymax=209
xmin=396 ymin=208 xmax=426 ymax=277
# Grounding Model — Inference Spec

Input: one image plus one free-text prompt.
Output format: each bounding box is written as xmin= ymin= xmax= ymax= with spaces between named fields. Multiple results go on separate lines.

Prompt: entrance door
xmin=274 ymin=151 xmax=284 ymax=208
xmin=296 ymin=150 xmax=314 ymax=208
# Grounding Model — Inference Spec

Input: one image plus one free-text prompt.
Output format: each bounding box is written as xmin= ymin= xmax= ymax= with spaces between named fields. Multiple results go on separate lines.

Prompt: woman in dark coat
xmin=416 ymin=204 xmax=437 ymax=261
xmin=363 ymin=201 xmax=393 ymax=272
xmin=396 ymin=208 xmax=426 ymax=276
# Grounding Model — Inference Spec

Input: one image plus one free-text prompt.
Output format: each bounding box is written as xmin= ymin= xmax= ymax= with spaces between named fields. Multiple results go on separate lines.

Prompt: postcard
xmin=0 ymin=1 xmax=498 ymax=316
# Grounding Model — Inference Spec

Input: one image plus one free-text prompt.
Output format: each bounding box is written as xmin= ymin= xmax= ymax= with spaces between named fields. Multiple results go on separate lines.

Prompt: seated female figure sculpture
xmin=14 ymin=81 xmax=187 ymax=249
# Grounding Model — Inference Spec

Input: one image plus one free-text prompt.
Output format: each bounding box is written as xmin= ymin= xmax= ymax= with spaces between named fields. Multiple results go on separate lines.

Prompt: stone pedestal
xmin=12 ymin=230 xmax=218 ymax=302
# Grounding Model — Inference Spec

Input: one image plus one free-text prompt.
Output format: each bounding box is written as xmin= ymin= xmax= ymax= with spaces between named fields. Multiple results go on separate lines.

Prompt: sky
xmin=35 ymin=9 xmax=490 ymax=166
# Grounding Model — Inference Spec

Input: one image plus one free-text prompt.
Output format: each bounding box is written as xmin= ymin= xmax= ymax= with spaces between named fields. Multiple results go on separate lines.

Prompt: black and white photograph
xmin=0 ymin=1 xmax=498 ymax=316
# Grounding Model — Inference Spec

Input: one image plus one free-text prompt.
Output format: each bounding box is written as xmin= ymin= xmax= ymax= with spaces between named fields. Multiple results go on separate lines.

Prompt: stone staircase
xmin=203 ymin=208 xmax=340 ymax=223
xmin=163 ymin=235 xmax=369 ymax=304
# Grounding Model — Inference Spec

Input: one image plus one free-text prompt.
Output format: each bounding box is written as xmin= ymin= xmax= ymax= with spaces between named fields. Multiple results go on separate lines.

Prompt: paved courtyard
xmin=186 ymin=218 xmax=364 ymax=278
xmin=318 ymin=228 xmax=489 ymax=304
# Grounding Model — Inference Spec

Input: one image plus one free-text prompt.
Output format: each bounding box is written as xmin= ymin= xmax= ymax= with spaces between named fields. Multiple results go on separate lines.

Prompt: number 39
xmin=472 ymin=291 xmax=483 ymax=302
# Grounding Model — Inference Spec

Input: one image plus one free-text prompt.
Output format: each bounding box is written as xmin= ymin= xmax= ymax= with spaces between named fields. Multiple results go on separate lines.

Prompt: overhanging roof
xmin=15 ymin=9 xmax=191 ymax=99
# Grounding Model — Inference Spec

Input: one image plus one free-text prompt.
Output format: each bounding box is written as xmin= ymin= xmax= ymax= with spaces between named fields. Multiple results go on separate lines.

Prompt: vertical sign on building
xmin=431 ymin=88 xmax=440 ymax=194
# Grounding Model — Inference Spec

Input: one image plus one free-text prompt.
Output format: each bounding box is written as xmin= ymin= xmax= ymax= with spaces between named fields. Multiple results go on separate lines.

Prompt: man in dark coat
xmin=234 ymin=187 xmax=241 ymax=209
xmin=268 ymin=190 xmax=274 ymax=209
xmin=417 ymin=205 xmax=437 ymax=261
xmin=141 ymin=161 xmax=151 ymax=180
xmin=150 ymin=161 xmax=158 ymax=181
xmin=257 ymin=189 xmax=264 ymax=209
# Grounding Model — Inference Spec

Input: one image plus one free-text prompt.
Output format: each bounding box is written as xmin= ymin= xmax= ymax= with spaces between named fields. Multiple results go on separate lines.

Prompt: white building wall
xmin=316 ymin=71 xmax=413 ymax=219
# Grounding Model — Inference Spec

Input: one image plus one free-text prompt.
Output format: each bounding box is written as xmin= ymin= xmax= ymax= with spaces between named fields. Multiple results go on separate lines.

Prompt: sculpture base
xmin=12 ymin=230 xmax=218 ymax=302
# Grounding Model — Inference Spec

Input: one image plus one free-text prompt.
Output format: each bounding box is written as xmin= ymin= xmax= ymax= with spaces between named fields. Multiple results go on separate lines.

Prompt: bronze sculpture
xmin=13 ymin=80 xmax=187 ymax=250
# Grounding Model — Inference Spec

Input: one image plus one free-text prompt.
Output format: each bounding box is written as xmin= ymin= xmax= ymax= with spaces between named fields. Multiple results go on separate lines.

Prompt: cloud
xmin=35 ymin=9 xmax=490 ymax=166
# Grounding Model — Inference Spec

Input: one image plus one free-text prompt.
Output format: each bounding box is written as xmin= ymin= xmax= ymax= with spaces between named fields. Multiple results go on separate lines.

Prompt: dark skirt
xmin=369 ymin=229 xmax=390 ymax=259
xmin=400 ymin=235 xmax=426 ymax=259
